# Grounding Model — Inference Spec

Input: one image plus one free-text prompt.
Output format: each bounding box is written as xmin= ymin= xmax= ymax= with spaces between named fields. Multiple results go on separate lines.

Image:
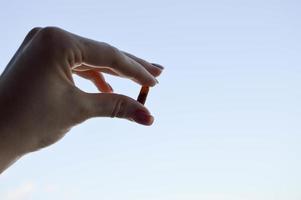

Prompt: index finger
xmin=74 ymin=36 xmax=158 ymax=86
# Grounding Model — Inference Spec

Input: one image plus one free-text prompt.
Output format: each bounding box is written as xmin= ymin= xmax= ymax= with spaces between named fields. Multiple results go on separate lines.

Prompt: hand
xmin=0 ymin=27 xmax=163 ymax=173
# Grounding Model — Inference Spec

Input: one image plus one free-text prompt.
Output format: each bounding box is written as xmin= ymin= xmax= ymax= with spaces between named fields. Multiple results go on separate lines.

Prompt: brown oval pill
xmin=137 ymin=86 xmax=149 ymax=105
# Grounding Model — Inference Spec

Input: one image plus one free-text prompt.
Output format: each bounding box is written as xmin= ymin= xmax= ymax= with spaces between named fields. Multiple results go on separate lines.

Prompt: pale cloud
xmin=5 ymin=182 xmax=35 ymax=200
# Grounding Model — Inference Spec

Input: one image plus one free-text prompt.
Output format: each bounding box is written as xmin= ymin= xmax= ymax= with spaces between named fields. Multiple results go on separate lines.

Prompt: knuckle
xmin=100 ymin=42 xmax=114 ymax=50
xmin=103 ymin=43 xmax=122 ymax=65
xmin=111 ymin=95 xmax=129 ymax=118
xmin=36 ymin=27 xmax=68 ymax=49
xmin=27 ymin=27 xmax=42 ymax=37
xmin=111 ymin=47 xmax=122 ymax=60
xmin=34 ymin=26 xmax=75 ymax=60
xmin=38 ymin=26 xmax=62 ymax=39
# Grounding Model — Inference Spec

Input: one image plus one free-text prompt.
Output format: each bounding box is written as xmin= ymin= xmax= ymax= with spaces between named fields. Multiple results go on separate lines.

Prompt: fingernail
xmin=107 ymin=83 xmax=113 ymax=92
xmin=151 ymin=63 xmax=165 ymax=70
xmin=133 ymin=109 xmax=154 ymax=125
xmin=151 ymin=77 xmax=159 ymax=85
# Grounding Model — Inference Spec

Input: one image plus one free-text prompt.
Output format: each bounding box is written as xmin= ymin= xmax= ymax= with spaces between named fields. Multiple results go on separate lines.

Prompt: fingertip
xmin=145 ymin=63 xmax=164 ymax=77
xmin=151 ymin=63 xmax=164 ymax=76
xmin=136 ymin=76 xmax=158 ymax=87
xmin=107 ymin=83 xmax=114 ymax=93
xmin=151 ymin=78 xmax=159 ymax=86
xmin=151 ymin=63 xmax=165 ymax=70
xmin=148 ymin=79 xmax=158 ymax=87
xmin=146 ymin=115 xmax=154 ymax=126
xmin=132 ymin=109 xmax=154 ymax=125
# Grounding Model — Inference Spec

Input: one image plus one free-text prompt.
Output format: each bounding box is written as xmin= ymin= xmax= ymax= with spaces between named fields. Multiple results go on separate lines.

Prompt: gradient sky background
xmin=0 ymin=0 xmax=300 ymax=199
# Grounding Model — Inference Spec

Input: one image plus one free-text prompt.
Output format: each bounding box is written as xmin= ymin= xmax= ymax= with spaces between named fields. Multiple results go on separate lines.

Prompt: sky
xmin=0 ymin=0 xmax=300 ymax=199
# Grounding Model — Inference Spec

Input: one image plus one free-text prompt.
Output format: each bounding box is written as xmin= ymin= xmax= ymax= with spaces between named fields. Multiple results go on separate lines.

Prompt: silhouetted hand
xmin=0 ymin=27 xmax=163 ymax=173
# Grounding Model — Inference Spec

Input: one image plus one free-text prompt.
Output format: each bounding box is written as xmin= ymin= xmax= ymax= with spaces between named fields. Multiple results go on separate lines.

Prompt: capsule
xmin=137 ymin=86 xmax=149 ymax=105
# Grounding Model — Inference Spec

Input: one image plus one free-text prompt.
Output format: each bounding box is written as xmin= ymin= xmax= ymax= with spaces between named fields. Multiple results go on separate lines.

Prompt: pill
xmin=137 ymin=86 xmax=149 ymax=105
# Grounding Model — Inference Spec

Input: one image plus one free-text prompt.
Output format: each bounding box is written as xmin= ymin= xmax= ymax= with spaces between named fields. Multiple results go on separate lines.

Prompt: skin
xmin=0 ymin=27 xmax=164 ymax=173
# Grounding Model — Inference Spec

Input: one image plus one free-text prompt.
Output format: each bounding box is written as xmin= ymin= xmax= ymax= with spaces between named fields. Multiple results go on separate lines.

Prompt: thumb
xmin=79 ymin=92 xmax=154 ymax=125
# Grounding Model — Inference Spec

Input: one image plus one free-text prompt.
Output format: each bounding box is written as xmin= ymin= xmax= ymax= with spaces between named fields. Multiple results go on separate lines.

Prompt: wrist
xmin=0 ymin=90 xmax=25 ymax=173
xmin=0 ymin=128 xmax=24 ymax=174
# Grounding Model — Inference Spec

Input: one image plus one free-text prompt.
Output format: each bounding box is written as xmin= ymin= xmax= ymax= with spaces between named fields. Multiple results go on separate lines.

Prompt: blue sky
xmin=0 ymin=0 xmax=300 ymax=199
